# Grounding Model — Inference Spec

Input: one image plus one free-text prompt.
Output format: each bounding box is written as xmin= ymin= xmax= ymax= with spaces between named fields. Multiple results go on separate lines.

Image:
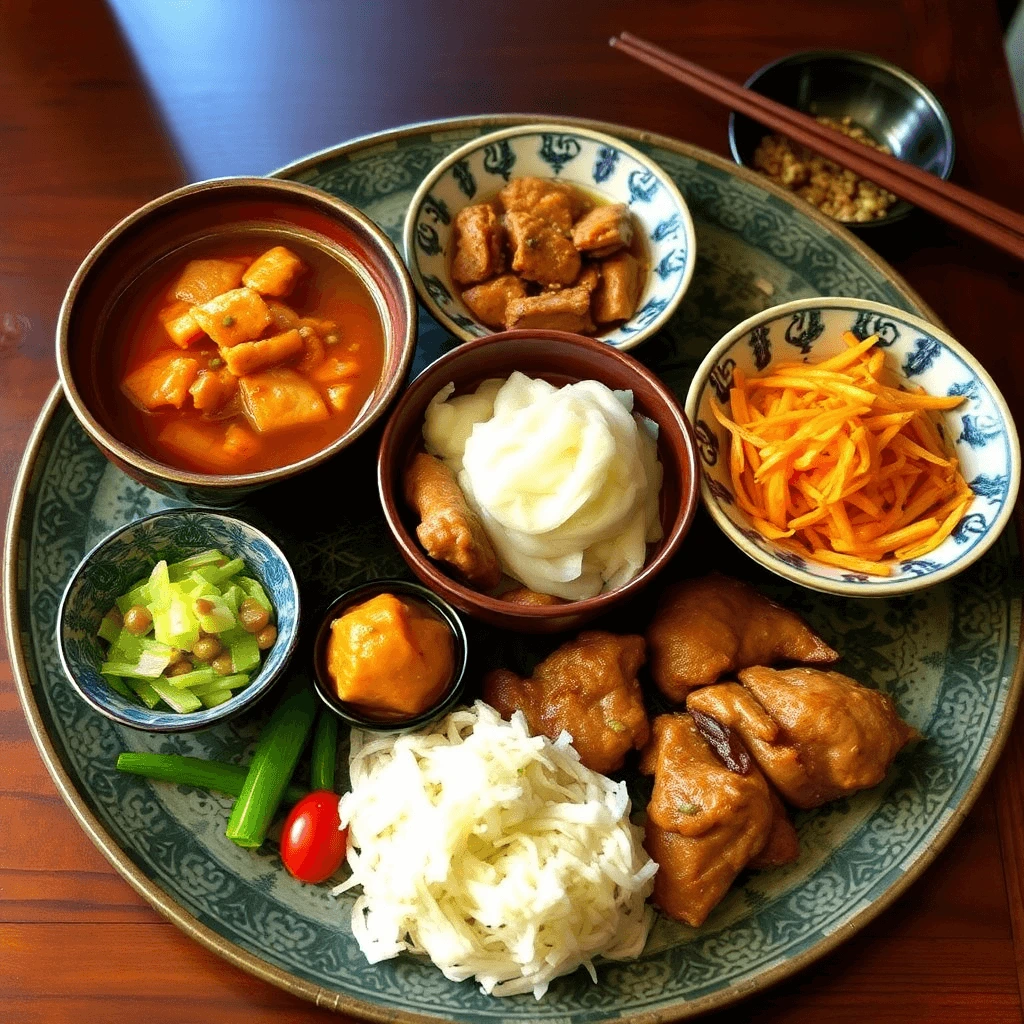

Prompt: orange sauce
xmin=326 ymin=593 xmax=454 ymax=718
xmin=106 ymin=234 xmax=385 ymax=474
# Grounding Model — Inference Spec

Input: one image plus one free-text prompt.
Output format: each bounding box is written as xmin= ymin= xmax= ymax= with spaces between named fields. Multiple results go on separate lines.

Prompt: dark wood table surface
xmin=4 ymin=1 xmax=1024 ymax=1021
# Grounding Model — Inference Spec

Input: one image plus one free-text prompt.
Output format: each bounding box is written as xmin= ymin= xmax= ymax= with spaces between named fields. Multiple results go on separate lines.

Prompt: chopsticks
xmin=610 ymin=32 xmax=1024 ymax=261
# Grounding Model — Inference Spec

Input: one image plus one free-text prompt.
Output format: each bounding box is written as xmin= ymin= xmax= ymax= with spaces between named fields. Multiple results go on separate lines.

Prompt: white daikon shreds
xmin=333 ymin=702 xmax=657 ymax=999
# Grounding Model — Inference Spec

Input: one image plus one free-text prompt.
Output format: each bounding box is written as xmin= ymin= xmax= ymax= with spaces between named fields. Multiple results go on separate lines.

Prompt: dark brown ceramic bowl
xmin=57 ymin=177 xmax=417 ymax=507
xmin=378 ymin=330 xmax=700 ymax=633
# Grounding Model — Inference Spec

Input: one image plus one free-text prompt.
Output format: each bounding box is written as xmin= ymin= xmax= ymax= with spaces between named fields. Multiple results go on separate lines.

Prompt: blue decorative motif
xmin=901 ymin=559 xmax=942 ymax=576
xmin=709 ymin=358 xmax=737 ymax=404
xmin=694 ymin=419 xmax=720 ymax=466
xmin=841 ymin=572 xmax=871 ymax=583
xmin=449 ymin=312 xmax=480 ymax=331
xmin=422 ymin=274 xmax=453 ymax=306
xmin=785 ymin=310 xmax=825 ymax=353
xmin=421 ymin=193 xmax=450 ymax=225
xmin=415 ymin=222 xmax=442 ymax=256
xmin=707 ymin=477 xmax=732 ymax=504
xmin=482 ymin=140 xmax=516 ymax=181
xmin=538 ymin=133 xmax=581 ymax=174
xmin=655 ymin=250 xmax=687 ymax=280
xmin=452 ymin=159 xmax=476 ymax=198
xmin=749 ymin=325 xmax=772 ymax=370
xmin=953 ymin=513 xmax=987 ymax=544
xmin=949 ymin=379 xmax=979 ymax=400
xmin=970 ymin=474 xmax=1009 ymax=504
xmin=851 ymin=310 xmax=901 ymax=346
xmin=775 ymin=549 xmax=807 ymax=569
xmin=627 ymin=168 xmax=659 ymax=204
xmin=621 ymin=297 xmax=669 ymax=332
xmin=651 ymin=213 xmax=682 ymax=242
xmin=902 ymin=336 xmax=942 ymax=377
xmin=958 ymin=415 xmax=1002 ymax=449
xmin=593 ymin=145 xmax=619 ymax=183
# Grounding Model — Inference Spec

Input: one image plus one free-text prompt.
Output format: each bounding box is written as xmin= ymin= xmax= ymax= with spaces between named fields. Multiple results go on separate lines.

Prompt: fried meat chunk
xmin=639 ymin=713 xmax=777 ymax=927
xmin=499 ymin=176 xmax=591 ymax=221
xmin=461 ymin=274 xmax=527 ymax=329
xmin=504 ymin=284 xmax=594 ymax=333
xmin=686 ymin=667 xmax=917 ymax=809
xmin=572 ymin=203 xmax=634 ymax=257
xmin=646 ymin=574 xmax=838 ymax=702
xmin=451 ymin=203 xmax=506 ymax=285
xmin=484 ymin=631 xmax=648 ymax=774
xmin=505 ymin=209 xmax=580 ymax=286
xmin=403 ymin=452 xmax=502 ymax=589
xmin=592 ymin=251 xmax=641 ymax=323
xmin=498 ymin=587 xmax=565 ymax=607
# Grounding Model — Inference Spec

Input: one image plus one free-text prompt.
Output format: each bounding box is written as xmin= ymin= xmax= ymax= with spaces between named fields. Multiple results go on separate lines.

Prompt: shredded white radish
xmin=333 ymin=701 xmax=656 ymax=999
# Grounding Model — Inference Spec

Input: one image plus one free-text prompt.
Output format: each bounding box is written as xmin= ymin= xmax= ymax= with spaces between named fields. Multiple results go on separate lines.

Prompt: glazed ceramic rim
xmin=310 ymin=578 xmax=469 ymax=732
xmin=727 ymin=48 xmax=956 ymax=228
xmin=55 ymin=508 xmax=301 ymax=731
xmin=55 ymin=176 xmax=418 ymax=493
xmin=401 ymin=121 xmax=697 ymax=350
xmin=686 ymin=296 xmax=1022 ymax=597
xmin=377 ymin=328 xmax=700 ymax=622
xmin=5 ymin=114 xmax=1019 ymax=1024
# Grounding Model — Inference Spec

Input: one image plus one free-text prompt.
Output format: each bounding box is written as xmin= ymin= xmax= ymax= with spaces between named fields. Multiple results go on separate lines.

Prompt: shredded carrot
xmin=716 ymin=331 xmax=970 ymax=571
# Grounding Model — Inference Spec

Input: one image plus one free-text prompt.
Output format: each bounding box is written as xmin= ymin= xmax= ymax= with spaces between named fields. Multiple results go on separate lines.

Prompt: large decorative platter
xmin=6 ymin=114 xmax=1023 ymax=1023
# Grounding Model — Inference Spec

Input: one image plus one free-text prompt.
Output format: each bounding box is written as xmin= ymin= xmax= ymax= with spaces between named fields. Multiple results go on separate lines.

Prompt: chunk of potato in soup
xmin=106 ymin=235 xmax=385 ymax=474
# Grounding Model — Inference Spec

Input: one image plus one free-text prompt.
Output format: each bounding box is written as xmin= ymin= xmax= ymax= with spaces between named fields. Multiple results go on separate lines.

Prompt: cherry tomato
xmin=280 ymin=790 xmax=348 ymax=883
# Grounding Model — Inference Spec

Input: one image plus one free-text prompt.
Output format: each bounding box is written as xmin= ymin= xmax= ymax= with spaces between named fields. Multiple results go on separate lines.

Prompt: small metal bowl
xmin=312 ymin=579 xmax=469 ymax=733
xmin=728 ymin=50 xmax=955 ymax=228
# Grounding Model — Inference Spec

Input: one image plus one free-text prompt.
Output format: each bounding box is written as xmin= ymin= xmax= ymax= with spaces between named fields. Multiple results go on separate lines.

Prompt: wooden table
xmin=3 ymin=1 xmax=1024 ymax=1020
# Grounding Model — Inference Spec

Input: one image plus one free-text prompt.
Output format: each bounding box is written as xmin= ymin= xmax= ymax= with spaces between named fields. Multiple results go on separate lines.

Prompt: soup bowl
xmin=378 ymin=330 xmax=700 ymax=633
xmin=57 ymin=177 xmax=417 ymax=507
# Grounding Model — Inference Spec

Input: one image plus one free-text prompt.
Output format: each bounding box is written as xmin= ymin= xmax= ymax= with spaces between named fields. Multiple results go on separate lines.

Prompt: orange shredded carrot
xmin=715 ymin=332 xmax=970 ymax=569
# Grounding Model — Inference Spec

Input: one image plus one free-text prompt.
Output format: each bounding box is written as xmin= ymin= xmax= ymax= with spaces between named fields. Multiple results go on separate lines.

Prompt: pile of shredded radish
xmin=333 ymin=702 xmax=657 ymax=999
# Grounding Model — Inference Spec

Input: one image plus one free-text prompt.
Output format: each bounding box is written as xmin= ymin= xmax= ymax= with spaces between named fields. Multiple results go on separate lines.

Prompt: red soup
xmin=107 ymin=234 xmax=386 ymax=475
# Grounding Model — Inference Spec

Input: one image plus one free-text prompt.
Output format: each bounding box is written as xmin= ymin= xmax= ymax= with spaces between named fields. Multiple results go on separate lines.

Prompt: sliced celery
xmin=193 ymin=593 xmax=235 ymax=633
xmin=221 ymin=584 xmax=244 ymax=616
xmin=116 ymin=581 xmax=151 ymax=615
xmin=191 ymin=673 xmax=249 ymax=696
xmin=193 ymin=557 xmax=244 ymax=586
xmin=168 ymin=549 xmax=226 ymax=582
xmin=199 ymin=689 xmax=233 ymax=709
xmin=97 ymin=614 xmax=121 ymax=644
xmin=229 ymin=632 xmax=260 ymax=674
xmin=163 ymin=666 xmax=220 ymax=690
xmin=148 ymin=560 xmax=172 ymax=610
xmin=102 ymin=673 xmax=133 ymax=699
xmin=236 ymin=576 xmax=273 ymax=614
xmin=101 ymin=646 xmax=172 ymax=679
xmin=128 ymin=678 xmax=162 ymax=709
xmin=149 ymin=678 xmax=201 ymax=713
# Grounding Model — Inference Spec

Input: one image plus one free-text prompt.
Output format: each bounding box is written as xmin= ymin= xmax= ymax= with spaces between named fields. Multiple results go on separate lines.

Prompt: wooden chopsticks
xmin=610 ymin=32 xmax=1024 ymax=261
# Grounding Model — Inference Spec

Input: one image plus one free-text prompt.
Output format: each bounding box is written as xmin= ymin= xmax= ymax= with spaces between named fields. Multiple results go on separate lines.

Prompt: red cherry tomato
xmin=280 ymin=790 xmax=348 ymax=883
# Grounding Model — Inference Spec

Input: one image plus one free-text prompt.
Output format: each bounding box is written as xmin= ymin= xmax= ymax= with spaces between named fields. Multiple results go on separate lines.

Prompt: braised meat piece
xmin=499 ymin=176 xmax=591 ymax=221
xmin=498 ymin=587 xmax=565 ymax=607
xmin=505 ymin=209 xmax=581 ymax=287
xmin=640 ymin=713 xmax=776 ymax=927
xmin=504 ymin=284 xmax=594 ymax=333
xmin=572 ymin=203 xmax=634 ymax=258
xmin=451 ymin=203 xmax=506 ymax=285
xmin=748 ymin=786 xmax=801 ymax=869
xmin=592 ymin=252 xmax=642 ymax=323
xmin=646 ymin=574 xmax=838 ymax=702
xmin=483 ymin=631 xmax=648 ymax=775
xmin=402 ymin=452 xmax=502 ymax=589
xmin=575 ymin=263 xmax=601 ymax=292
xmin=461 ymin=274 xmax=527 ymax=329
xmin=686 ymin=667 xmax=917 ymax=809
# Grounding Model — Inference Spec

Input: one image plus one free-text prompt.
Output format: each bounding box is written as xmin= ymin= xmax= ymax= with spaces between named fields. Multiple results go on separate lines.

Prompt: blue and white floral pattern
xmin=403 ymin=124 xmax=696 ymax=351
xmin=686 ymin=298 xmax=1021 ymax=597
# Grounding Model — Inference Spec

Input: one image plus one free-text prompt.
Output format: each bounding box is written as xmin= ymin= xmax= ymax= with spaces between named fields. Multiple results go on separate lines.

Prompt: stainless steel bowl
xmin=728 ymin=50 xmax=955 ymax=228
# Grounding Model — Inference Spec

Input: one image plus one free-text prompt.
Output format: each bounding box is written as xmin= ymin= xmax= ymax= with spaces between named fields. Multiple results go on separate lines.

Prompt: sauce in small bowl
xmin=312 ymin=579 xmax=468 ymax=732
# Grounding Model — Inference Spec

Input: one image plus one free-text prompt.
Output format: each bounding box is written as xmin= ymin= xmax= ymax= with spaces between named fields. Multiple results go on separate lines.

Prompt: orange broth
xmin=107 ymin=234 xmax=385 ymax=475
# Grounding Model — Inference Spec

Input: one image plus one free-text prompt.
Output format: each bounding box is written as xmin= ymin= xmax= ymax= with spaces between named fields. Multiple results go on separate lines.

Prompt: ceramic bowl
xmin=57 ymin=177 xmax=417 ymax=507
xmin=729 ymin=50 xmax=955 ymax=228
xmin=378 ymin=329 xmax=700 ymax=632
xmin=311 ymin=579 xmax=469 ymax=732
xmin=57 ymin=509 xmax=300 ymax=731
xmin=685 ymin=297 xmax=1020 ymax=597
xmin=403 ymin=122 xmax=695 ymax=350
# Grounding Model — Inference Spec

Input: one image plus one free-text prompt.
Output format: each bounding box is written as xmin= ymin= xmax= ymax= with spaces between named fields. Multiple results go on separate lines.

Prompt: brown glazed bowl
xmin=57 ymin=177 xmax=417 ymax=507
xmin=378 ymin=330 xmax=700 ymax=633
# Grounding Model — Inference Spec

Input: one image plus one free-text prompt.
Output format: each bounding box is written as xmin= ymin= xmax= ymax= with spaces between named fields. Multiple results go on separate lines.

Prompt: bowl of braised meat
xmin=403 ymin=123 xmax=695 ymax=351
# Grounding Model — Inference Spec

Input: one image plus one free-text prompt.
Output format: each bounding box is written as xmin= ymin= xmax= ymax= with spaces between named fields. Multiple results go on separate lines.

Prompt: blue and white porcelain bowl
xmin=685 ymin=297 xmax=1020 ymax=597
xmin=403 ymin=122 xmax=696 ymax=351
xmin=57 ymin=509 xmax=300 ymax=731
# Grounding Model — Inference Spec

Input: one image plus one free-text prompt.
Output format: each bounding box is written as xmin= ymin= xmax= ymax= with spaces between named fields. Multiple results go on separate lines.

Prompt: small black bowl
xmin=312 ymin=579 xmax=468 ymax=732
xmin=728 ymin=50 xmax=955 ymax=228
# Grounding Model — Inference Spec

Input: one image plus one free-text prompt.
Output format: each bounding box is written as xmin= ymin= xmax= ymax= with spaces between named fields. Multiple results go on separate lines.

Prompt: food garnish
xmin=310 ymin=709 xmax=339 ymax=792
xmin=335 ymin=701 xmax=656 ymax=998
xmin=711 ymin=332 xmax=970 ymax=574
xmin=418 ymin=372 xmax=663 ymax=600
xmin=97 ymin=549 xmax=277 ymax=712
xmin=280 ymin=791 xmax=349 ymax=884
xmin=325 ymin=593 xmax=454 ymax=718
